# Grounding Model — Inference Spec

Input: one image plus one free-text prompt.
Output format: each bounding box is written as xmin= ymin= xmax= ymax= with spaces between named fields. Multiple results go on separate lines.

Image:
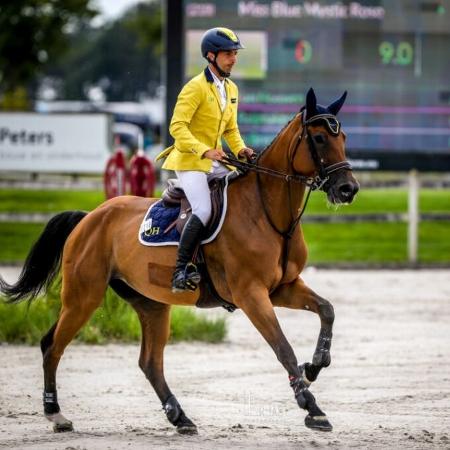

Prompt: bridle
xmin=301 ymin=113 xmax=352 ymax=190
xmin=222 ymin=112 xmax=351 ymax=192
xmin=221 ymin=111 xmax=352 ymax=277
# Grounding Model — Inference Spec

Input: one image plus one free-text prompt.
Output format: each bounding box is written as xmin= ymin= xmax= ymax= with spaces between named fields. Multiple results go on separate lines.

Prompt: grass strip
xmin=0 ymin=187 xmax=448 ymax=264
xmin=303 ymin=222 xmax=408 ymax=263
xmin=0 ymin=189 xmax=162 ymax=213
xmin=0 ymin=188 xmax=448 ymax=215
xmin=0 ymin=190 xmax=106 ymax=213
xmin=0 ymin=219 xmax=449 ymax=264
xmin=419 ymin=221 xmax=450 ymax=263
xmin=302 ymin=221 xmax=450 ymax=264
xmin=0 ymin=222 xmax=46 ymax=262
xmin=0 ymin=285 xmax=227 ymax=344
xmin=306 ymin=188 xmax=450 ymax=214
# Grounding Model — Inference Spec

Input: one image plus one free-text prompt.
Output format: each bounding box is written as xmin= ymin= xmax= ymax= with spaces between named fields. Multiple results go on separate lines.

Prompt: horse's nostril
xmin=337 ymin=182 xmax=359 ymax=199
xmin=338 ymin=183 xmax=353 ymax=197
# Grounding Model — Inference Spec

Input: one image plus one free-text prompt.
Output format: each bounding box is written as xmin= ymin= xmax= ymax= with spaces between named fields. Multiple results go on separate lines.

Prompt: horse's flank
xmin=63 ymin=195 xmax=198 ymax=306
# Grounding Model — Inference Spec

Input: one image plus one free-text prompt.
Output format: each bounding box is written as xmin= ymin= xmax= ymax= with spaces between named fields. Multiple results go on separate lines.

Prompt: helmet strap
xmin=208 ymin=53 xmax=231 ymax=78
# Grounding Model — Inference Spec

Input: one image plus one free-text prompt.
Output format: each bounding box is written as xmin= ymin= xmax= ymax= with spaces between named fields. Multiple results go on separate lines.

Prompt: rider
xmin=156 ymin=27 xmax=254 ymax=293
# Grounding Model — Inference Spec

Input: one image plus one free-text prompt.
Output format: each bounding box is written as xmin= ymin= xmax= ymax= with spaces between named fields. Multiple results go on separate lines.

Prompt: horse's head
xmin=294 ymin=88 xmax=359 ymax=204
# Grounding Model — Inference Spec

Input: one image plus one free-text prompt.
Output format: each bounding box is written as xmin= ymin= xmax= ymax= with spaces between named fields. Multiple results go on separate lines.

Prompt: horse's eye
xmin=312 ymin=133 xmax=327 ymax=146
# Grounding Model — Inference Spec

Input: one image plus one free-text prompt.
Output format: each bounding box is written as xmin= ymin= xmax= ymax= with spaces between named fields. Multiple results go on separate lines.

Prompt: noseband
xmin=298 ymin=113 xmax=352 ymax=191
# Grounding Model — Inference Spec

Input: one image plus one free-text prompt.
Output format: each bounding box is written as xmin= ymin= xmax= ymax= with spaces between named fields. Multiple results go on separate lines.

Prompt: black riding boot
xmin=172 ymin=214 xmax=205 ymax=293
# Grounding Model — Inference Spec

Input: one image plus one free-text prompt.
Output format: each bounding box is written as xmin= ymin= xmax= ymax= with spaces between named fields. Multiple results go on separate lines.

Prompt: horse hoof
xmin=46 ymin=412 xmax=73 ymax=432
xmin=312 ymin=352 xmax=331 ymax=368
xmin=53 ymin=421 xmax=74 ymax=433
xmin=304 ymin=414 xmax=332 ymax=432
xmin=177 ymin=424 xmax=198 ymax=435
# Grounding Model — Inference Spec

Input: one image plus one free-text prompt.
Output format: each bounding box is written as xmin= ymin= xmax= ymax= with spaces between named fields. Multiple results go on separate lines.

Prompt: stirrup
xmin=172 ymin=263 xmax=201 ymax=293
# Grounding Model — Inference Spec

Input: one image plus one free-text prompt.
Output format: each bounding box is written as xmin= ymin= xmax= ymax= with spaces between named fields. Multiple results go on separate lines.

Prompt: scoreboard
xmin=179 ymin=0 xmax=450 ymax=170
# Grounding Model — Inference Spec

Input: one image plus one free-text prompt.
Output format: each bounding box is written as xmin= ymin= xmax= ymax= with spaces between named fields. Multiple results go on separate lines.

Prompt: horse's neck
xmin=255 ymin=115 xmax=306 ymax=233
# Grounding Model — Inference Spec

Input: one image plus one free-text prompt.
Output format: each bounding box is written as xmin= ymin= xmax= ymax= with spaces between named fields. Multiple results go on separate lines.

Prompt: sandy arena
xmin=1 ymin=268 xmax=449 ymax=449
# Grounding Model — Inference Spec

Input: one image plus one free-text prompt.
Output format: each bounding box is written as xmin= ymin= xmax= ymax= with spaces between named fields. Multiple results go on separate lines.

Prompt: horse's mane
xmin=254 ymin=111 xmax=301 ymax=162
xmin=225 ymin=111 xmax=302 ymax=178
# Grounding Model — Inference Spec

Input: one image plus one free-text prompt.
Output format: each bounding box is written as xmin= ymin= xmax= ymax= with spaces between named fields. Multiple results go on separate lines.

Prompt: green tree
xmin=47 ymin=1 xmax=162 ymax=101
xmin=0 ymin=0 xmax=98 ymax=109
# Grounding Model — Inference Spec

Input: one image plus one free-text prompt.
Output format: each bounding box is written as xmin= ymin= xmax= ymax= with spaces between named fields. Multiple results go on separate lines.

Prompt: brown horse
xmin=0 ymin=88 xmax=358 ymax=434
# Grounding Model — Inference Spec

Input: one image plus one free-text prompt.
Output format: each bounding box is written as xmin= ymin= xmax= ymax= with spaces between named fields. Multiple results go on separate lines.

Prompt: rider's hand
xmin=203 ymin=149 xmax=226 ymax=161
xmin=238 ymin=147 xmax=255 ymax=161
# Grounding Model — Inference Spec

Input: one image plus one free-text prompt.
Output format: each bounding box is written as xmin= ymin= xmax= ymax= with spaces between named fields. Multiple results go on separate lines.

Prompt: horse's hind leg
xmin=110 ymin=280 xmax=197 ymax=435
xmin=42 ymin=275 xmax=107 ymax=432
xmin=40 ymin=321 xmax=73 ymax=432
xmin=271 ymin=278 xmax=335 ymax=384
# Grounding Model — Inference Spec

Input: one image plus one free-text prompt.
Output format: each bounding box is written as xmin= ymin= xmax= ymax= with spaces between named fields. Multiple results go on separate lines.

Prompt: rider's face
xmin=209 ymin=50 xmax=238 ymax=74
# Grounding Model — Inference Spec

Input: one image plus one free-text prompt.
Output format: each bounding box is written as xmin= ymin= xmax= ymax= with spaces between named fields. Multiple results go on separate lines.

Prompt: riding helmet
xmin=201 ymin=27 xmax=244 ymax=58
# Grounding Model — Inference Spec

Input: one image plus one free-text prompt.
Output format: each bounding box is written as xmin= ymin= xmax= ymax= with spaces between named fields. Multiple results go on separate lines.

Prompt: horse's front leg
xmin=233 ymin=285 xmax=332 ymax=431
xmin=271 ymin=277 xmax=334 ymax=385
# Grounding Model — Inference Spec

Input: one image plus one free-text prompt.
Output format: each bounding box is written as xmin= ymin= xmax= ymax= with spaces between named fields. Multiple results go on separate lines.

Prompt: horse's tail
xmin=0 ymin=210 xmax=88 ymax=304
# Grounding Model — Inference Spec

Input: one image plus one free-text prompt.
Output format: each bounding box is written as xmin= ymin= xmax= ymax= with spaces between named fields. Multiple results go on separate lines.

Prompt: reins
xmin=221 ymin=154 xmax=313 ymax=186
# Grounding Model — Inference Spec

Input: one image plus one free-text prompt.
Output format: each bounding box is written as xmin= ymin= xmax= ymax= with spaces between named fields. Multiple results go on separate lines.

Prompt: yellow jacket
xmin=156 ymin=68 xmax=245 ymax=172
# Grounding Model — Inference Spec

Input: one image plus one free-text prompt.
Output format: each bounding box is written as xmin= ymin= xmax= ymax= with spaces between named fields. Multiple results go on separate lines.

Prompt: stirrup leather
xmin=172 ymin=262 xmax=201 ymax=292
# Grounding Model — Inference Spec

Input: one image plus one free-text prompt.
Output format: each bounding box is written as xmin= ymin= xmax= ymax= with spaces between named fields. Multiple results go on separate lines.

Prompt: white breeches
xmin=176 ymin=162 xmax=231 ymax=226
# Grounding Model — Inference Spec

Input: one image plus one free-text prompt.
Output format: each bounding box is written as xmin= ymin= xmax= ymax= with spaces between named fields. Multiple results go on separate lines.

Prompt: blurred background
xmin=0 ymin=0 xmax=449 ymax=272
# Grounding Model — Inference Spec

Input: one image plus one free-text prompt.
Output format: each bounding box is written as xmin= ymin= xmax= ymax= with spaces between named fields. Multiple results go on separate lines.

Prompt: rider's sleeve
xmin=169 ymin=80 xmax=210 ymax=157
xmin=223 ymin=86 xmax=246 ymax=157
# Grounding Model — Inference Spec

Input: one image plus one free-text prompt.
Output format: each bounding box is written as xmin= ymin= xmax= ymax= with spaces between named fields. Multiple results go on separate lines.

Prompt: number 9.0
xmin=379 ymin=41 xmax=414 ymax=66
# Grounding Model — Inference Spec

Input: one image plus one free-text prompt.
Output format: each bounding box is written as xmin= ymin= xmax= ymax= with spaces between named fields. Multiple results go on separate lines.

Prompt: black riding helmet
xmin=201 ymin=27 xmax=244 ymax=78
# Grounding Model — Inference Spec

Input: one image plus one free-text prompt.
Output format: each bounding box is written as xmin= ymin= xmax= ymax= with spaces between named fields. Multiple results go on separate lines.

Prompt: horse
xmin=0 ymin=88 xmax=359 ymax=435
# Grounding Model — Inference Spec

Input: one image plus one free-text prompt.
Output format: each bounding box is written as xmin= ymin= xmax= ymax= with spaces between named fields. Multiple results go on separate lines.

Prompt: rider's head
xmin=201 ymin=27 xmax=244 ymax=78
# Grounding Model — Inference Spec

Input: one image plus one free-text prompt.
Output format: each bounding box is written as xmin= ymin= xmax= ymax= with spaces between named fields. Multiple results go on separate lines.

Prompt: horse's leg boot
xmin=172 ymin=215 xmax=204 ymax=293
xmin=163 ymin=395 xmax=198 ymax=434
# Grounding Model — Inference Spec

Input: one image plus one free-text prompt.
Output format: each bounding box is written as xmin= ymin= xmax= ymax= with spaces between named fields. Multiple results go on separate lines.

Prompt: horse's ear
xmin=327 ymin=91 xmax=347 ymax=116
xmin=305 ymin=88 xmax=317 ymax=119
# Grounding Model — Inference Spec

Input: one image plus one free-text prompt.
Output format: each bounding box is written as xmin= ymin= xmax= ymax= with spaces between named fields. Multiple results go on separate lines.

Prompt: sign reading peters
xmin=0 ymin=113 xmax=112 ymax=173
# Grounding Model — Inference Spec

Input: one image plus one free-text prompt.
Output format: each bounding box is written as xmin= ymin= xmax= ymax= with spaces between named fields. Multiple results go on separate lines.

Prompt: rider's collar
xmin=209 ymin=68 xmax=225 ymax=87
xmin=204 ymin=67 xmax=228 ymax=84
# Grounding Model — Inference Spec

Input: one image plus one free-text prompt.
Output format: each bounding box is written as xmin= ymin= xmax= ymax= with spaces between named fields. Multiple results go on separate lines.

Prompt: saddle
xmin=161 ymin=172 xmax=239 ymax=238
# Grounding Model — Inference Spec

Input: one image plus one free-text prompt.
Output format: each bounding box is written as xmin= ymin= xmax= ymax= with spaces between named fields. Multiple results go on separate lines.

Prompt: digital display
xmin=184 ymin=0 xmax=450 ymax=158
xmin=186 ymin=30 xmax=268 ymax=79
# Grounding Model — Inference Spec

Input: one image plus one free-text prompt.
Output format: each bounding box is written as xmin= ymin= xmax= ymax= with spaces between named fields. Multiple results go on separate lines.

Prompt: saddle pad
xmin=138 ymin=172 xmax=232 ymax=246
